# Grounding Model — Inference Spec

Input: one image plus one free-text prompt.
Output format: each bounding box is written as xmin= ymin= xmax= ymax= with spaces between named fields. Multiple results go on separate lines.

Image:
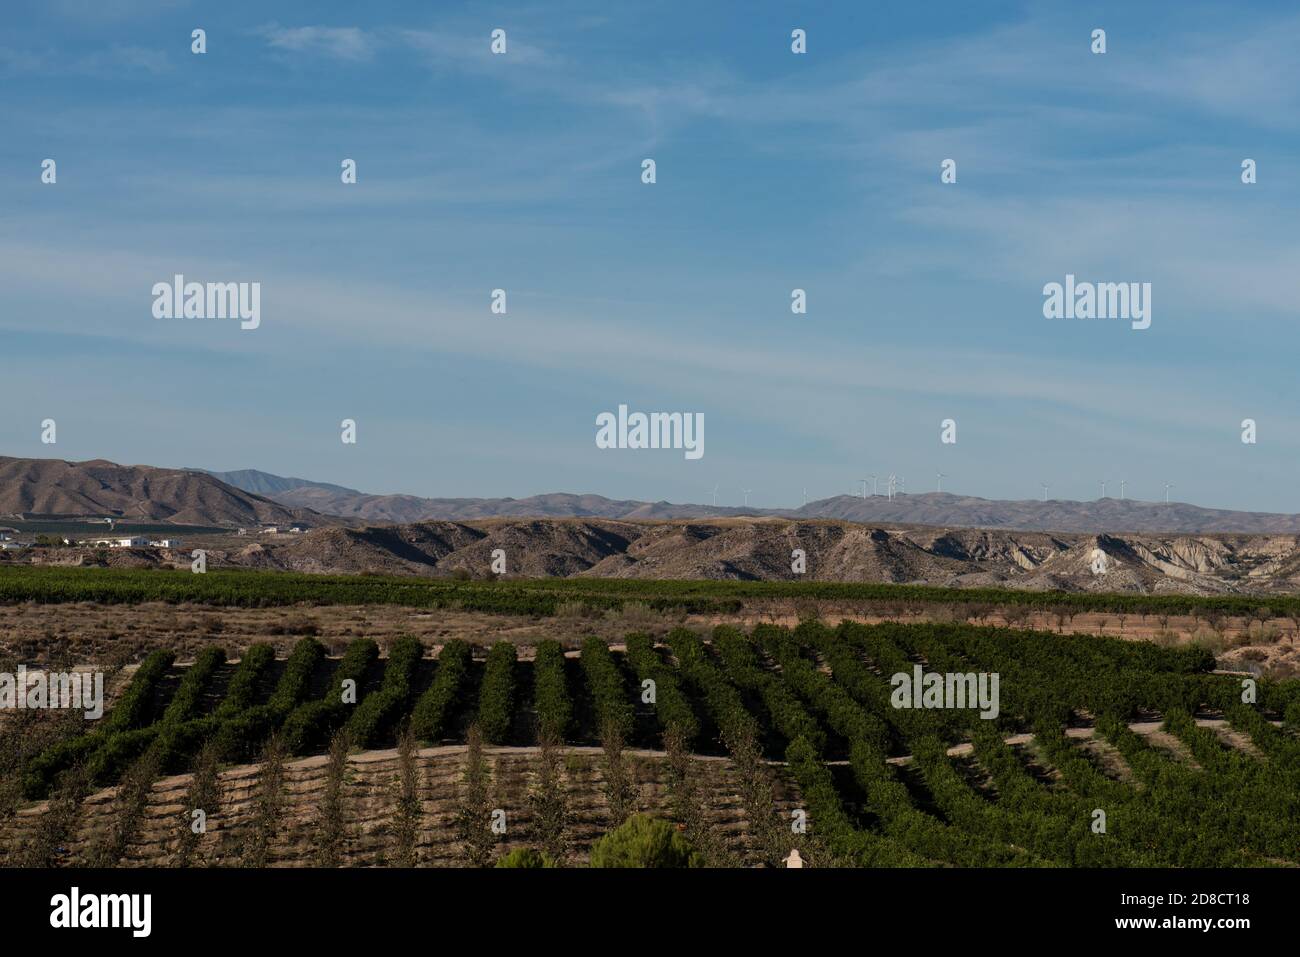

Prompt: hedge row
xmin=477 ymin=642 xmax=517 ymax=745
xmin=712 ymin=626 xmax=824 ymax=752
xmin=16 ymin=563 xmax=1300 ymax=621
xmin=410 ymin=640 xmax=471 ymax=742
xmin=22 ymin=649 xmax=176 ymax=799
xmin=531 ymin=640 xmax=572 ymax=741
xmin=214 ymin=644 xmax=276 ymax=718
xmin=783 ymin=735 xmax=926 ymax=867
xmin=580 ymin=637 xmax=633 ymax=741
xmin=85 ymin=646 xmax=229 ymax=786
xmin=345 ymin=636 xmax=425 ymax=748
xmin=664 ymin=628 xmax=756 ymax=750
xmin=104 ymin=650 xmax=176 ymax=732
xmin=623 ymin=632 xmax=699 ymax=746
xmin=146 ymin=644 xmax=278 ymax=774
xmin=280 ymin=638 xmax=379 ymax=755
xmin=211 ymin=637 xmax=325 ymax=762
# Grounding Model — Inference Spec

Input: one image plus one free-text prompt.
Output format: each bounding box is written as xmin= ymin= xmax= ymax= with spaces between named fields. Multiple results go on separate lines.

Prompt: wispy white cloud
xmin=400 ymin=27 xmax=556 ymax=69
xmin=255 ymin=22 xmax=377 ymax=62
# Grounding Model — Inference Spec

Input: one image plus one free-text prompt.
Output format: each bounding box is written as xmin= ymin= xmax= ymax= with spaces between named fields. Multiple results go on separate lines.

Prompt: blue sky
xmin=2 ymin=0 xmax=1298 ymax=511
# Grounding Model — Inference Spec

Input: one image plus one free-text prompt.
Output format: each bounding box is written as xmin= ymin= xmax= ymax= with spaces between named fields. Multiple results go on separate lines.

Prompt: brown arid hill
xmin=0 ymin=456 xmax=318 ymax=527
xmin=206 ymin=468 xmax=1300 ymax=534
xmin=61 ymin=516 xmax=1300 ymax=596
xmin=256 ymin=486 xmax=743 ymax=524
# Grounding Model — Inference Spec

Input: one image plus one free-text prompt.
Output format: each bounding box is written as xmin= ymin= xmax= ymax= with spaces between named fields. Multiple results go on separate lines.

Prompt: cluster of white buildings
xmin=0 ymin=519 xmax=309 ymax=551
xmin=0 ymin=532 xmax=183 ymax=550
xmin=86 ymin=536 xmax=183 ymax=549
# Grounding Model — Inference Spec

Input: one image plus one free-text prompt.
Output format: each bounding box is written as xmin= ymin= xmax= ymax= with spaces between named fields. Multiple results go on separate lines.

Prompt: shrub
xmin=589 ymin=814 xmax=701 ymax=868
xmin=315 ymin=730 xmax=351 ymax=867
xmin=495 ymin=847 xmax=556 ymax=868
xmin=530 ymin=732 xmax=569 ymax=864
xmin=173 ymin=741 xmax=221 ymax=867
xmin=389 ymin=724 xmax=421 ymax=867
xmin=213 ymin=644 xmax=276 ymax=719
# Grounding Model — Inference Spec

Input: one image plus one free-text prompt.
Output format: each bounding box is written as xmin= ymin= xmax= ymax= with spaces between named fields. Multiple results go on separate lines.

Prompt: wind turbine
xmin=1100 ymin=480 xmax=1107 ymax=499
xmin=742 ymin=488 xmax=752 ymax=507
xmin=900 ymin=476 xmax=906 ymax=495
xmin=802 ymin=487 xmax=807 ymax=507
xmin=1040 ymin=482 xmax=1049 ymax=502
xmin=857 ymin=479 xmax=869 ymax=499
xmin=1120 ymin=479 xmax=1127 ymax=501
xmin=886 ymin=473 xmax=896 ymax=500
xmin=869 ymin=473 xmax=878 ymax=497
xmin=1164 ymin=482 xmax=1174 ymax=504
xmin=710 ymin=484 xmax=719 ymax=507
xmin=936 ymin=472 xmax=947 ymax=493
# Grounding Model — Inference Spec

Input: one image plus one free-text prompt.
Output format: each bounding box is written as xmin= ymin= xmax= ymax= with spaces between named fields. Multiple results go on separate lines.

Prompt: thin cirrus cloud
xmin=254 ymin=22 xmax=378 ymax=62
xmin=252 ymin=22 xmax=555 ymax=69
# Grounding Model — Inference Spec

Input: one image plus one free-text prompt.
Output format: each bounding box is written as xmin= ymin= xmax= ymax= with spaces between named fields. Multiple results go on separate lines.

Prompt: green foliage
xmin=103 ymin=650 xmax=176 ymax=732
xmin=588 ymin=814 xmax=702 ymax=868
xmin=213 ymin=644 xmax=276 ymax=719
xmin=580 ymin=638 xmax=633 ymax=741
xmin=16 ymin=615 xmax=1300 ymax=870
xmin=266 ymin=637 xmax=327 ymax=715
xmin=88 ymin=646 xmax=227 ymax=786
xmin=411 ymin=640 xmax=471 ymax=742
xmin=13 ymin=563 xmax=1300 ymax=621
xmin=477 ymin=641 xmax=517 ymax=745
xmin=624 ymin=632 xmax=699 ymax=746
xmin=714 ymin=626 xmax=824 ymax=751
xmin=665 ymin=628 xmax=756 ymax=749
xmin=346 ymin=636 xmax=424 ymax=748
xmin=280 ymin=638 xmax=378 ymax=755
xmin=22 ymin=649 xmax=175 ymax=799
xmin=531 ymin=640 xmax=572 ymax=741
xmin=211 ymin=637 xmax=324 ymax=762
xmin=494 ymin=847 xmax=556 ymax=868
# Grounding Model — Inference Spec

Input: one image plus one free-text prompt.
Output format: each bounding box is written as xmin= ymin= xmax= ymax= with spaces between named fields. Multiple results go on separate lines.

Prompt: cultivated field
xmin=4 ymin=610 xmax=1298 ymax=867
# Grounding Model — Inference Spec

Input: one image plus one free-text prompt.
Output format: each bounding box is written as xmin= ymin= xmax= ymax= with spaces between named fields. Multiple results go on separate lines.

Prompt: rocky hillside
xmin=0 ymin=457 xmax=319 ymax=526
xmin=150 ymin=518 xmax=1300 ymax=595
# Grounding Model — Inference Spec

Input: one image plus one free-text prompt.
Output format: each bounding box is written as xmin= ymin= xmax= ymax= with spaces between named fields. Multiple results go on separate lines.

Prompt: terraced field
xmin=4 ymin=621 xmax=1299 ymax=867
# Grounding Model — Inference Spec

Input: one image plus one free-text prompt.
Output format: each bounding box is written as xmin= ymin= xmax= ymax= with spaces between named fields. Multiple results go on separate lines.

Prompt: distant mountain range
xmin=5 ymin=457 xmax=1300 ymax=536
xmin=205 ymin=467 xmax=1300 ymax=535
xmin=197 ymin=468 xmax=357 ymax=498
xmin=0 ymin=457 xmax=313 ymax=527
